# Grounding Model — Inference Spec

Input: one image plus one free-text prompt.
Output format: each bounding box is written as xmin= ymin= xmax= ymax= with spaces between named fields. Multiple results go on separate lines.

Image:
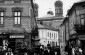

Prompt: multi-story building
xmin=60 ymin=17 xmax=69 ymax=55
xmin=37 ymin=0 xmax=63 ymax=48
xmin=37 ymin=0 xmax=63 ymax=29
xmin=37 ymin=23 xmax=59 ymax=47
xmin=61 ymin=1 xmax=85 ymax=55
xmin=0 ymin=0 xmax=37 ymax=53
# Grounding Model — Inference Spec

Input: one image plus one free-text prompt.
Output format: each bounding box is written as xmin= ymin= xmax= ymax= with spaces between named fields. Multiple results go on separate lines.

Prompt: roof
xmin=37 ymin=23 xmax=45 ymax=28
xmin=54 ymin=0 xmax=63 ymax=7
xmin=47 ymin=11 xmax=54 ymax=15
xmin=37 ymin=23 xmax=59 ymax=31
xmin=67 ymin=1 xmax=85 ymax=16
xmin=36 ymin=16 xmax=64 ymax=21
xmin=60 ymin=17 xmax=68 ymax=26
xmin=41 ymin=14 xmax=54 ymax=18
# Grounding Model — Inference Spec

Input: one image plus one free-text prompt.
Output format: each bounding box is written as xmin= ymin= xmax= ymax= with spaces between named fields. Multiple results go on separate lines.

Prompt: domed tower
xmin=47 ymin=11 xmax=54 ymax=15
xmin=54 ymin=0 xmax=63 ymax=17
xmin=34 ymin=3 xmax=39 ymax=17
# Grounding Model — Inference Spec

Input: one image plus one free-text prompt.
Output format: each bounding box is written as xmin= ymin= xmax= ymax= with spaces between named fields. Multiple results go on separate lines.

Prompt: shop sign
xmin=0 ymin=35 xmax=8 ymax=39
xmin=10 ymin=35 xmax=24 ymax=38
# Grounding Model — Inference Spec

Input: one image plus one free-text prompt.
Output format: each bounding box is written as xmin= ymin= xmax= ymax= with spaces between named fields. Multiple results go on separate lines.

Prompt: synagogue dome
xmin=54 ymin=0 xmax=63 ymax=7
xmin=47 ymin=11 xmax=54 ymax=15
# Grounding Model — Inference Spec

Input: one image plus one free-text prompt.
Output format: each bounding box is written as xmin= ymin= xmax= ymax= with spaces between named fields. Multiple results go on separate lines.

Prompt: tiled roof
xmin=37 ymin=23 xmax=58 ymax=31
xmin=37 ymin=23 xmax=45 ymax=28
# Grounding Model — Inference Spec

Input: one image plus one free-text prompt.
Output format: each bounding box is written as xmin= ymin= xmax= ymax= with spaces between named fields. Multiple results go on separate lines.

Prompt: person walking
xmin=75 ymin=47 xmax=79 ymax=55
xmin=50 ymin=49 xmax=55 ymax=55
xmin=5 ymin=48 xmax=14 ymax=55
xmin=72 ymin=47 xmax=75 ymax=55
xmin=44 ymin=50 xmax=48 ymax=55
xmin=79 ymin=47 xmax=83 ymax=55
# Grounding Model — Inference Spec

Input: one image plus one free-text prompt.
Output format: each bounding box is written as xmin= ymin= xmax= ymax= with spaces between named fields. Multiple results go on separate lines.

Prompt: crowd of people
xmin=0 ymin=46 xmax=61 ymax=55
xmin=37 ymin=46 xmax=60 ymax=55
xmin=65 ymin=46 xmax=83 ymax=55
xmin=5 ymin=48 xmax=14 ymax=55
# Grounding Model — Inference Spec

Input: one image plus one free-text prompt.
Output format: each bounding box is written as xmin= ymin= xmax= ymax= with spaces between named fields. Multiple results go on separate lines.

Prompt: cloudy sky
xmin=34 ymin=0 xmax=81 ymax=17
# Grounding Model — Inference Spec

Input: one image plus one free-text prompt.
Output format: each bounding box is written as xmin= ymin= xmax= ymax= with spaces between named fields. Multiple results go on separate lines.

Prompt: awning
xmin=10 ymin=35 xmax=24 ymax=38
xmin=78 ymin=35 xmax=85 ymax=40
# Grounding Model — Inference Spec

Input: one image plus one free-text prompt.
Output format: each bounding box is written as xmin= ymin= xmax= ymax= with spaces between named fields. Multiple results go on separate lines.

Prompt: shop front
xmin=68 ymin=34 xmax=77 ymax=47
xmin=67 ymin=34 xmax=85 ymax=55
xmin=0 ymin=33 xmax=9 ymax=51
xmin=77 ymin=35 xmax=85 ymax=55
xmin=0 ymin=33 xmax=25 ymax=53
xmin=9 ymin=35 xmax=25 ymax=52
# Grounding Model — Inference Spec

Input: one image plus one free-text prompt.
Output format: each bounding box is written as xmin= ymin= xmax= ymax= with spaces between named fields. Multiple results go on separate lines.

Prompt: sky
xmin=34 ymin=0 xmax=81 ymax=18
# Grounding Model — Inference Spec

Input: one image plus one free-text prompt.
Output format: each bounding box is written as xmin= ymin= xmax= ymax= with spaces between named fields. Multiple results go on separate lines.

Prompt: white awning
xmin=10 ymin=35 xmax=24 ymax=38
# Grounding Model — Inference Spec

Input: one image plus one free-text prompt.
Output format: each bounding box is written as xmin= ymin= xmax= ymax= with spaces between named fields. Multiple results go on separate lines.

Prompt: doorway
xmin=81 ymin=40 xmax=85 ymax=55
xmin=8 ymin=38 xmax=16 ymax=52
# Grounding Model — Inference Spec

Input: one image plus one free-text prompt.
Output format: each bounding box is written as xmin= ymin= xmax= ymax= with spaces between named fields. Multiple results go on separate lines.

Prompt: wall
xmin=0 ymin=1 xmax=32 ymax=33
xmin=38 ymin=28 xmax=59 ymax=47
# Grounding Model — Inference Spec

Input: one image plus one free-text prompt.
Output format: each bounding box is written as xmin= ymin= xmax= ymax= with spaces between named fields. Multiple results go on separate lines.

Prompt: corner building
xmin=60 ymin=1 xmax=85 ymax=55
xmin=0 ymin=0 xmax=36 ymax=52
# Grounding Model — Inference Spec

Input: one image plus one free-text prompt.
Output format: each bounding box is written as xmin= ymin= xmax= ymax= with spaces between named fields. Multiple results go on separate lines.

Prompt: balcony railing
xmin=74 ymin=24 xmax=85 ymax=34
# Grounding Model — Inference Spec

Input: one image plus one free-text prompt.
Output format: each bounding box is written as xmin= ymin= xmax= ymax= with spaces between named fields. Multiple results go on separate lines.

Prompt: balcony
xmin=74 ymin=12 xmax=85 ymax=34
xmin=74 ymin=24 xmax=85 ymax=34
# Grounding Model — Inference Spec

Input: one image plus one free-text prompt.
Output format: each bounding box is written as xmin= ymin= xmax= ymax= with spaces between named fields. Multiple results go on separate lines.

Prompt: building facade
xmin=60 ymin=1 xmax=85 ymax=55
xmin=36 ymin=0 xmax=63 ymax=51
xmin=37 ymin=24 xmax=59 ymax=47
xmin=37 ymin=0 xmax=63 ymax=29
xmin=0 ymin=0 xmax=37 ymax=53
xmin=60 ymin=17 xmax=69 ymax=55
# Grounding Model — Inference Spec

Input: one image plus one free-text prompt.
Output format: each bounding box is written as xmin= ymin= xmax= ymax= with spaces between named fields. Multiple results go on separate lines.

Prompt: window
xmin=0 ymin=12 xmax=4 ymax=25
xmin=80 ymin=14 xmax=85 ymax=25
xmin=56 ymin=9 xmax=60 ymax=13
xmin=48 ymin=41 xmax=49 ymax=44
xmin=76 ymin=11 xmax=80 ymax=15
xmin=56 ymin=34 xmax=57 ymax=38
xmin=60 ymin=9 xmax=62 ymax=13
xmin=50 ymin=33 xmax=51 ymax=38
xmin=48 ymin=32 xmax=49 ymax=37
xmin=29 ymin=8 xmax=32 ymax=17
xmin=52 ymin=33 xmax=53 ymax=37
xmin=81 ymin=18 xmax=84 ymax=25
xmin=56 ymin=42 xmax=57 ymax=46
xmin=54 ymin=33 xmax=55 ymax=39
xmin=14 ymin=11 xmax=21 ymax=25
